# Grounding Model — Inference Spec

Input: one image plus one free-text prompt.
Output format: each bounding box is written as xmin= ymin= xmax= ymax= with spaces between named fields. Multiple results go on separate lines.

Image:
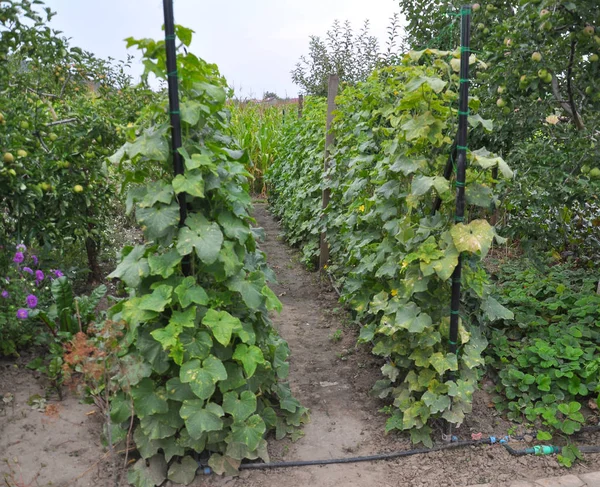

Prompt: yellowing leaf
xmin=450 ymin=220 xmax=495 ymax=257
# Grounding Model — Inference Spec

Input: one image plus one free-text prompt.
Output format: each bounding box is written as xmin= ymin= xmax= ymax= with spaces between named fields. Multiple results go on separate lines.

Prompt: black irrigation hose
xmin=239 ymin=439 xmax=490 ymax=470
xmin=236 ymin=433 xmax=600 ymax=471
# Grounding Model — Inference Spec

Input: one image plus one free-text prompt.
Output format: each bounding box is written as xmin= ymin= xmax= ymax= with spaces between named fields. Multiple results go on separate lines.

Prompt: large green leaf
xmin=148 ymin=249 xmax=182 ymax=279
xmin=108 ymin=245 xmax=149 ymax=288
xmin=183 ymin=152 xmax=216 ymax=171
xmin=121 ymin=297 xmax=159 ymax=326
xmin=202 ymin=309 xmax=242 ymax=346
xmin=137 ymin=328 xmax=170 ymax=373
xmin=165 ymin=377 xmax=196 ymax=402
xmin=481 ymin=296 xmax=514 ymax=321
xmin=128 ymin=127 xmax=169 ymax=162
xmin=232 ymin=344 xmax=265 ymax=378
xmin=119 ymin=354 xmax=152 ymax=386
xmin=137 ymin=203 xmax=180 ymax=241
xmin=140 ymin=407 xmax=182 ymax=440
xmin=262 ymin=285 xmax=282 ymax=312
xmin=231 ymin=414 xmax=266 ymax=451
xmin=150 ymin=307 xmax=196 ymax=361
xmin=222 ymin=391 xmax=257 ymax=422
xmin=139 ymin=181 xmax=174 ymax=208
xmin=167 ymin=456 xmax=198 ymax=485
xmin=180 ymin=330 xmax=213 ymax=361
xmin=175 ymin=276 xmax=209 ymax=307
xmin=195 ymin=81 xmax=226 ymax=104
xmin=177 ymin=214 xmax=223 ymax=264
xmin=180 ymin=400 xmax=224 ymax=439
xmin=180 ymin=355 xmax=227 ymax=400
xmin=130 ymin=378 xmax=169 ymax=418
xmin=218 ymin=211 xmax=251 ymax=244
xmin=139 ymin=285 xmax=173 ymax=312
xmin=207 ymin=454 xmax=240 ymax=476
xmin=405 ymin=75 xmax=447 ymax=93
xmin=110 ymin=393 xmax=133 ymax=423
xmin=401 ymin=111 xmax=437 ymax=141
xmin=173 ymin=170 xmax=205 ymax=198
xmin=127 ymin=456 xmax=167 ymax=487
xmin=180 ymin=100 xmax=203 ymax=125
xmin=471 ymin=147 xmax=513 ymax=178
xmin=428 ymin=352 xmax=458 ymax=375
xmin=227 ymin=271 xmax=265 ymax=310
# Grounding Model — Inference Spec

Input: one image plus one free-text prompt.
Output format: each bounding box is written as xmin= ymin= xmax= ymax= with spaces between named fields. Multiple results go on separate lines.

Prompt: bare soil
xmin=0 ymin=354 xmax=109 ymax=487
xmin=1 ymin=202 xmax=598 ymax=487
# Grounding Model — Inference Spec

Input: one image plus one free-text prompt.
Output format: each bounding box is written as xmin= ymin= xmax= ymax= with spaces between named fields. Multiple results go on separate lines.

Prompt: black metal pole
xmin=163 ymin=0 xmax=191 ymax=276
xmin=445 ymin=4 xmax=471 ymax=438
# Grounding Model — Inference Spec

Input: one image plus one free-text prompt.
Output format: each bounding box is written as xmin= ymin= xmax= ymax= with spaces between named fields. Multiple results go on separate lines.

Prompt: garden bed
xmin=1 ymin=203 xmax=599 ymax=487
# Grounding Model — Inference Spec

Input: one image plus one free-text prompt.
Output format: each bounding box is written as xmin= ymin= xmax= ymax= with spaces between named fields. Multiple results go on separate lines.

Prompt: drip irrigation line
xmin=503 ymin=444 xmax=600 ymax=457
xmin=237 ymin=439 xmax=490 ymax=470
xmin=217 ymin=438 xmax=600 ymax=472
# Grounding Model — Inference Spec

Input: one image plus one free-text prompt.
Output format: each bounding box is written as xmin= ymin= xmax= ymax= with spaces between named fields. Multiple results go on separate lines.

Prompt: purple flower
xmin=26 ymin=294 xmax=38 ymax=308
xmin=1 ymin=290 xmax=8 ymax=299
xmin=32 ymin=255 xmax=38 ymax=265
xmin=23 ymin=267 xmax=33 ymax=275
xmin=16 ymin=244 xmax=26 ymax=252
xmin=35 ymin=270 xmax=44 ymax=282
xmin=17 ymin=308 xmax=28 ymax=319
xmin=53 ymin=270 xmax=64 ymax=278
xmin=13 ymin=252 xmax=24 ymax=264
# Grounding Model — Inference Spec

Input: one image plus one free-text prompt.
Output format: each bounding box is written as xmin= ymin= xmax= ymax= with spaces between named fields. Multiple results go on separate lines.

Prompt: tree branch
xmin=550 ymin=76 xmax=573 ymax=116
xmin=566 ymin=38 xmax=584 ymax=130
xmin=46 ymin=117 xmax=77 ymax=126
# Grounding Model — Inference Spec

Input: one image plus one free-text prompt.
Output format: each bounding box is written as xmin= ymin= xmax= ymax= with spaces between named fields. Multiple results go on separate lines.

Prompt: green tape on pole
xmin=169 ymin=110 xmax=180 ymax=115
xmin=448 ymin=339 xmax=457 ymax=345
xmin=450 ymin=310 xmax=460 ymax=315
xmin=165 ymin=34 xmax=176 ymax=41
xmin=459 ymin=78 xmax=471 ymax=84
xmin=458 ymin=110 xmax=470 ymax=116
xmin=454 ymin=215 xmax=464 ymax=222
xmin=167 ymin=70 xmax=178 ymax=77
xmin=454 ymin=181 xmax=465 ymax=188
xmin=456 ymin=145 xmax=468 ymax=151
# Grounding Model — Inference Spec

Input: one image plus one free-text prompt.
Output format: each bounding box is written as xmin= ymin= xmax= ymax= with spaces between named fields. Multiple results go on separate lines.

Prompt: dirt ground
xmin=0 ymin=355 xmax=108 ymax=487
xmin=1 ymin=202 xmax=599 ymax=487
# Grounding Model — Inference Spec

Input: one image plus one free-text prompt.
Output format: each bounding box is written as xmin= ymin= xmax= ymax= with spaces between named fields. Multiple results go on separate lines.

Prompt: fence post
xmin=319 ymin=75 xmax=339 ymax=273
xmin=445 ymin=4 xmax=471 ymax=439
xmin=298 ymin=94 xmax=304 ymax=118
xmin=162 ymin=0 xmax=191 ymax=276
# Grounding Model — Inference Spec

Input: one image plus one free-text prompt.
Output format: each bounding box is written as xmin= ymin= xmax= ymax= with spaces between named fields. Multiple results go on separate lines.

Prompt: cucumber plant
xmin=107 ymin=28 xmax=306 ymax=483
xmin=269 ymin=49 xmax=512 ymax=446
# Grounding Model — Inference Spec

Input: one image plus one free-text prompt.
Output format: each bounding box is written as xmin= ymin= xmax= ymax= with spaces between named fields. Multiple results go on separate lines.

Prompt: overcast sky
xmin=43 ymin=0 xmax=401 ymax=98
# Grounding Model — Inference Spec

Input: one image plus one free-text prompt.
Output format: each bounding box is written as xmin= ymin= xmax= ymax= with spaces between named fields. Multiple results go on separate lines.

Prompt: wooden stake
xmin=319 ymin=75 xmax=339 ymax=272
xmin=298 ymin=94 xmax=304 ymax=118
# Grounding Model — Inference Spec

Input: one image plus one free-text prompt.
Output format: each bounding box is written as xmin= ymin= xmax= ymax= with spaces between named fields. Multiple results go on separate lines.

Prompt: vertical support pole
xmin=446 ymin=4 xmax=471 ymax=438
xmin=319 ymin=75 xmax=339 ymax=273
xmin=489 ymin=166 xmax=499 ymax=225
xmin=163 ymin=0 xmax=191 ymax=276
xmin=298 ymin=94 xmax=304 ymax=118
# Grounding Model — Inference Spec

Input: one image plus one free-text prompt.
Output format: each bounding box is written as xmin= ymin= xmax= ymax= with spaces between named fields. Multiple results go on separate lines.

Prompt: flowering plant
xmin=0 ymin=244 xmax=57 ymax=355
